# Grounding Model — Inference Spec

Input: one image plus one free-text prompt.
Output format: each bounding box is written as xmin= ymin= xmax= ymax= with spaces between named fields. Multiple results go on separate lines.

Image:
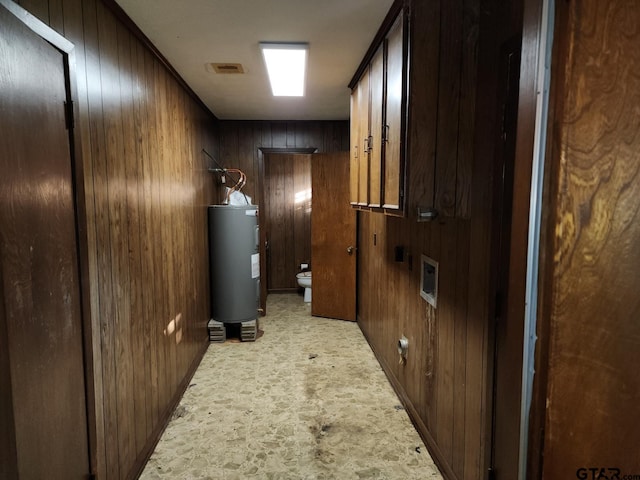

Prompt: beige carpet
xmin=140 ymin=294 xmax=442 ymax=480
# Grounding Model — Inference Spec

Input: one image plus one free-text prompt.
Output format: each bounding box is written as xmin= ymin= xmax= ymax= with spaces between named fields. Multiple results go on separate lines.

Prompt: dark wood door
xmin=0 ymin=4 xmax=91 ymax=478
xmin=311 ymin=153 xmax=357 ymax=321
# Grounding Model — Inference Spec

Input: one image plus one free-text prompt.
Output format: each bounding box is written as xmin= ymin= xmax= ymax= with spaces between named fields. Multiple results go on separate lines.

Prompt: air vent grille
xmin=209 ymin=63 xmax=245 ymax=74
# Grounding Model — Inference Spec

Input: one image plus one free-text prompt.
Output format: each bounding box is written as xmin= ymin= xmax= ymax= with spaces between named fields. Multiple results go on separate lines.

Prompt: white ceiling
xmin=115 ymin=0 xmax=395 ymax=121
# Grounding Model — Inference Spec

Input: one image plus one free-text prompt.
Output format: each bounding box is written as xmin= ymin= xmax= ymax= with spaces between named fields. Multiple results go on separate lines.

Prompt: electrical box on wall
xmin=420 ymin=255 xmax=438 ymax=308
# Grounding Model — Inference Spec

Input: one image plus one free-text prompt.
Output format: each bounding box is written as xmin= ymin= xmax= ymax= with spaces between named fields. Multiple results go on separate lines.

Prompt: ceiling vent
xmin=209 ymin=63 xmax=245 ymax=74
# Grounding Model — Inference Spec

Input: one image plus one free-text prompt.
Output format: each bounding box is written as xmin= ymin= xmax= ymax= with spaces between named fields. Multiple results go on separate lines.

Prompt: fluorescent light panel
xmin=260 ymin=42 xmax=308 ymax=97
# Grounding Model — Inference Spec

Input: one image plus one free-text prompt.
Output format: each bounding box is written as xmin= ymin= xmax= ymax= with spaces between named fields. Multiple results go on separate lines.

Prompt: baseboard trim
xmin=126 ymin=337 xmax=210 ymax=480
xmin=357 ymin=316 xmax=458 ymax=480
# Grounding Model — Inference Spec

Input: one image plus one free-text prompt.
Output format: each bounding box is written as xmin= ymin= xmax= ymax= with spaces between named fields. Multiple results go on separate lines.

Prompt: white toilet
xmin=296 ymin=271 xmax=312 ymax=303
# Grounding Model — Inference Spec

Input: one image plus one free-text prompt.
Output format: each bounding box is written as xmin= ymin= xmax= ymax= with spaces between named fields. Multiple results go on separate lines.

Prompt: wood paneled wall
xmin=218 ymin=120 xmax=349 ymax=204
xmin=12 ymin=0 xmax=218 ymax=478
xmin=532 ymin=1 xmax=640 ymax=477
xmin=357 ymin=1 xmax=523 ymax=479
xmin=219 ymin=121 xmax=348 ymax=298
xmin=264 ymin=154 xmax=312 ymax=291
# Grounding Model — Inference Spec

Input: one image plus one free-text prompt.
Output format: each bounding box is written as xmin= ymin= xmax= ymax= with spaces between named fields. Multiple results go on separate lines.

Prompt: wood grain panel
xmin=538 ymin=1 xmax=640 ymax=477
xmin=293 ymin=155 xmax=312 ymax=275
xmin=356 ymin=1 xmax=511 ymax=479
xmin=311 ymin=153 xmax=356 ymax=321
xmin=264 ymin=153 xmax=311 ymax=291
xmin=369 ymin=45 xmax=384 ymax=208
xmin=358 ymin=71 xmax=371 ymax=206
xmin=350 ymin=89 xmax=361 ymax=205
xmin=219 ymin=121 xmax=349 ymax=204
xmin=220 ymin=120 xmax=348 ymax=313
xmin=407 ymin=0 xmax=440 ymax=213
xmin=12 ymin=0 xmax=219 ymax=478
xmin=382 ymin=13 xmax=404 ymax=210
xmin=0 ymin=5 xmax=90 ymax=477
xmin=0 ymin=268 xmax=17 ymax=480
xmin=81 ymin=1 xmax=115 ymax=475
xmin=434 ymin=0 xmax=463 ymax=217
xmin=61 ymin=0 xmax=106 ymax=475
xmin=454 ymin=0 xmax=480 ymax=218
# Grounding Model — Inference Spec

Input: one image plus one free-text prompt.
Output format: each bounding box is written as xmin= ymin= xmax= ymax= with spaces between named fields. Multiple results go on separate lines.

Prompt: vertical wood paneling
xmin=13 ymin=0 xmax=219 ymax=478
xmin=132 ymin=39 xmax=154 ymax=444
xmin=357 ymin=1 xmax=504 ymax=479
xmin=264 ymin=153 xmax=312 ymax=291
xmin=238 ymin=124 xmax=256 ymax=201
xmin=48 ymin=0 xmax=63 ymax=33
xmin=434 ymin=0 xmax=463 ymax=217
xmin=62 ymin=0 xmax=106 ymax=475
xmin=452 ymin=221 xmax=470 ymax=478
xmin=0 ymin=273 xmax=18 ymax=479
xmin=218 ymin=120 xmax=349 ymax=204
xmin=272 ymin=122 xmax=287 ymax=148
xmin=98 ymin=6 xmax=133 ymax=474
xmin=538 ymin=1 xmax=640 ymax=477
xmin=407 ymin=0 xmax=440 ymax=212
xmin=293 ymin=155 xmax=312 ymax=272
xmin=120 ymin=20 xmax=147 ymax=457
xmin=435 ymin=222 xmax=457 ymax=463
xmin=15 ymin=0 xmax=48 ymax=21
xmin=454 ymin=0 xmax=480 ymax=218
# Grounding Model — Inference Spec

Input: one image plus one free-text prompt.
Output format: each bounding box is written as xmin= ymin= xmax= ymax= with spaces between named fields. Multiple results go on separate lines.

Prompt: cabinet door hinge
xmin=64 ymin=100 xmax=74 ymax=130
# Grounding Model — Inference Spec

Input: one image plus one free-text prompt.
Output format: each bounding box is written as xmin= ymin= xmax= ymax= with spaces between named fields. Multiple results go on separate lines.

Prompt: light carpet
xmin=140 ymin=294 xmax=442 ymax=480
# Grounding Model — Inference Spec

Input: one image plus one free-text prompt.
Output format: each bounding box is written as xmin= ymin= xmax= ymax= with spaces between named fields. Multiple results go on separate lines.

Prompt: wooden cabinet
xmin=350 ymin=8 xmax=406 ymax=214
xmin=383 ymin=15 xmax=403 ymax=209
xmin=350 ymin=0 xmax=476 ymax=220
xmin=350 ymin=72 xmax=368 ymax=206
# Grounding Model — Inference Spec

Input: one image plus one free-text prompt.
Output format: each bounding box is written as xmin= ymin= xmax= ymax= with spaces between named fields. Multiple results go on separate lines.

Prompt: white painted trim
xmin=519 ymin=0 xmax=555 ymax=478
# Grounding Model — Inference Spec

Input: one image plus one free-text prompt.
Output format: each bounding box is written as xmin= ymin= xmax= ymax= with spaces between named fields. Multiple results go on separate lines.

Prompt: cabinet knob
xmin=347 ymin=245 xmax=356 ymax=255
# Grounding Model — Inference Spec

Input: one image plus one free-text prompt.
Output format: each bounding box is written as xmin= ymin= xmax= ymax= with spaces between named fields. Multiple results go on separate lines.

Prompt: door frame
xmin=257 ymin=147 xmax=317 ymax=314
xmin=0 ymin=0 xmax=99 ymax=475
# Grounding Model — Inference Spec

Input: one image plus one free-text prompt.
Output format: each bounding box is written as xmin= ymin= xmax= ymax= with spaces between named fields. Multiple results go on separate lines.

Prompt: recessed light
xmin=259 ymin=42 xmax=308 ymax=97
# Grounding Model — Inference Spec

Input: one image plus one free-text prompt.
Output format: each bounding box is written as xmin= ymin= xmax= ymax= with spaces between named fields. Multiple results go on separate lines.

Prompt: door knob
xmin=347 ymin=246 xmax=355 ymax=255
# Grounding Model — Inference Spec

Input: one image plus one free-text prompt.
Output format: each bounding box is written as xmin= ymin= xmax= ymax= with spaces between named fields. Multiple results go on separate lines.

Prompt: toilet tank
xmin=208 ymin=205 xmax=259 ymax=323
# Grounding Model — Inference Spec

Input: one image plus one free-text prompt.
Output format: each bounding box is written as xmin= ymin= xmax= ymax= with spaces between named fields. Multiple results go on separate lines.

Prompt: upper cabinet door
xmin=383 ymin=14 xmax=404 ymax=210
xmin=349 ymin=5 xmax=409 ymax=215
xmin=349 ymin=83 xmax=360 ymax=206
xmin=356 ymin=69 xmax=370 ymax=206
xmin=368 ymin=44 xmax=384 ymax=208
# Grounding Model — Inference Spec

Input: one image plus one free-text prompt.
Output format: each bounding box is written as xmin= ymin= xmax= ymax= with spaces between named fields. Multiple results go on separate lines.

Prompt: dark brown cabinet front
xmin=349 ymin=8 xmax=406 ymax=215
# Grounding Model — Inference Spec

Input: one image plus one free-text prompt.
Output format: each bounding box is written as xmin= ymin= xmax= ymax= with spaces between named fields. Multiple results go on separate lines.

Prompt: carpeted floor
xmin=139 ymin=294 xmax=442 ymax=480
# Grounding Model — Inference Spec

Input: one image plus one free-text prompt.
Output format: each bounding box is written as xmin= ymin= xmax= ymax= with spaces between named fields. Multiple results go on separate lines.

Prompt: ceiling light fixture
xmin=260 ymin=42 xmax=308 ymax=97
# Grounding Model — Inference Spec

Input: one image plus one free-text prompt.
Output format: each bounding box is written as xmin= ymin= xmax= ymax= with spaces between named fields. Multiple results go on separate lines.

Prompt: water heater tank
xmin=208 ymin=205 xmax=259 ymax=323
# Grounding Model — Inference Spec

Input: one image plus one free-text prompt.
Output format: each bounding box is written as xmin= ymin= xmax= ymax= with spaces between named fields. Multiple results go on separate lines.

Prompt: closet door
xmin=0 ymin=3 xmax=91 ymax=478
